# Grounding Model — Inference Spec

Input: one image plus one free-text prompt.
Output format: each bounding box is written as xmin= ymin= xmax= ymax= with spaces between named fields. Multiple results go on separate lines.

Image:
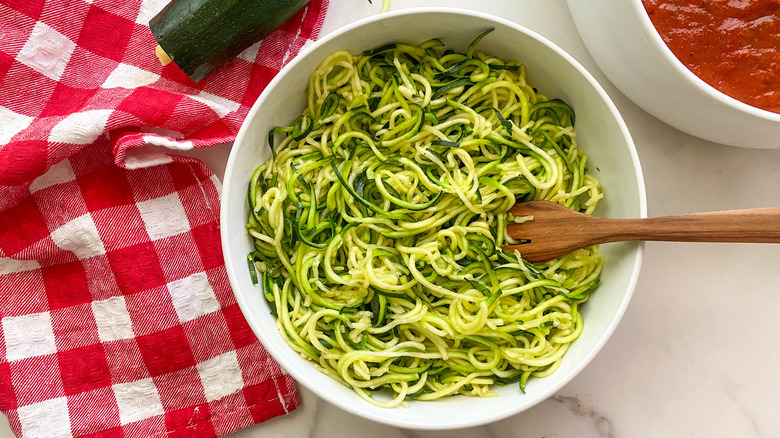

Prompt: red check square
xmin=164 ymin=404 xmax=216 ymax=438
xmin=58 ymin=46 xmax=118 ymax=89
xmin=115 ymin=87 xmax=184 ymax=127
xmin=77 ymin=165 xmax=136 ymax=211
xmin=166 ymin=98 xmax=219 ymax=137
xmin=176 ymin=178 xmax=221 ymax=230
xmin=0 ymin=196 xmax=49 ymax=255
xmin=209 ymin=269 xmax=237 ymax=309
xmin=243 ymin=65 xmax=280 ymax=107
xmin=42 ymin=261 xmax=91 ymax=310
xmin=2 ymin=0 xmax=44 ymax=21
xmin=83 ymin=88 xmax=134 ymax=112
xmin=135 ymin=326 xmax=196 ymax=377
xmin=77 ymin=5 xmax=134 ymax=62
xmin=40 ymin=82 xmax=100 ymax=118
xmin=0 ymin=51 xmax=14 ymax=83
xmin=189 ymin=118 xmax=234 ymax=142
xmin=57 ymin=344 xmax=112 ymax=395
xmin=67 ymin=138 xmax=113 ymax=173
xmin=106 ymin=242 xmax=167 ymax=295
xmin=121 ymin=417 xmax=166 ymax=437
xmin=0 ymin=140 xmax=48 ymax=186
xmin=243 ymin=377 xmax=297 ymax=424
xmin=236 ymin=345 xmax=283 ymax=386
xmin=0 ymin=362 xmax=17 ymax=411
xmin=166 ymin=160 xmax=201 ymax=192
xmin=200 ymin=60 xmax=254 ymax=105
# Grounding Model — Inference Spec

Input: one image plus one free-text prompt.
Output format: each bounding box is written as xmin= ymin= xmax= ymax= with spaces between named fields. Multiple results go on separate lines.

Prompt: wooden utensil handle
xmin=597 ymin=207 xmax=780 ymax=244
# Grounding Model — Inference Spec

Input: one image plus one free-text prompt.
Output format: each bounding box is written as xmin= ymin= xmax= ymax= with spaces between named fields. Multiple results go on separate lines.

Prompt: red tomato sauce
xmin=642 ymin=0 xmax=780 ymax=114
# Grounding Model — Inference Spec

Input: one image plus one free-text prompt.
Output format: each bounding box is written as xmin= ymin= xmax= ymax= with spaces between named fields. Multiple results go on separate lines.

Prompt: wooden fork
xmin=503 ymin=200 xmax=780 ymax=262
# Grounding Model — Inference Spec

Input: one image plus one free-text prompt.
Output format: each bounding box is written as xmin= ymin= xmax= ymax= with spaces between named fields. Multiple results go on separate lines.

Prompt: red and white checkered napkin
xmin=0 ymin=0 xmax=328 ymax=437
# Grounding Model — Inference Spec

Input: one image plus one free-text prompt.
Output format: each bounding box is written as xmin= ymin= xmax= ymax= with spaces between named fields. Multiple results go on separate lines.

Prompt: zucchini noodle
xmin=246 ymin=30 xmax=604 ymax=407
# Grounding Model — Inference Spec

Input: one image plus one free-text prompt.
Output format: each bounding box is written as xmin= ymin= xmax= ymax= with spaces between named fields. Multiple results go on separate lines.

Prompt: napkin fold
xmin=0 ymin=0 xmax=327 ymax=436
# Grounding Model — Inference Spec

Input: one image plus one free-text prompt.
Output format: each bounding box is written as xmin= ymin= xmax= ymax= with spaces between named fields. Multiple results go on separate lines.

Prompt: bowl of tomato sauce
xmin=567 ymin=0 xmax=780 ymax=149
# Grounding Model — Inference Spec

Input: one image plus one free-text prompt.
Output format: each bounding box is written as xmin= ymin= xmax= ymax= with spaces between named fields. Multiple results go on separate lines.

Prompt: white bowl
xmin=567 ymin=0 xmax=780 ymax=149
xmin=221 ymin=7 xmax=646 ymax=430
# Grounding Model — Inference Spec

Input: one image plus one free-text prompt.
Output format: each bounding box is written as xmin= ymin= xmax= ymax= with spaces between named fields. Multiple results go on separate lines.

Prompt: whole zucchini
xmin=150 ymin=0 xmax=312 ymax=82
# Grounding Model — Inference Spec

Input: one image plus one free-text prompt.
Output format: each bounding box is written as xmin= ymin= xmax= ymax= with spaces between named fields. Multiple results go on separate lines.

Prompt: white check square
xmin=135 ymin=0 xmax=171 ymax=25
xmin=112 ymin=378 xmax=165 ymax=425
xmin=92 ymin=296 xmax=135 ymax=342
xmin=16 ymin=21 xmax=76 ymax=82
xmin=50 ymin=214 xmax=106 ymax=260
xmin=168 ymin=272 xmax=221 ymax=323
xmin=237 ymin=40 xmax=262 ymax=62
xmin=102 ymin=63 xmax=160 ymax=89
xmin=189 ymin=91 xmax=241 ymax=118
xmin=0 ymin=257 xmax=40 ymax=274
xmin=48 ymin=109 xmax=113 ymax=145
xmin=2 ymin=312 xmax=57 ymax=362
xmin=29 ymin=159 xmax=77 ymax=192
xmin=0 ymin=105 xmax=34 ymax=145
xmin=136 ymin=193 xmax=191 ymax=240
xmin=17 ymin=397 xmax=72 ymax=438
xmin=197 ymin=351 xmax=243 ymax=402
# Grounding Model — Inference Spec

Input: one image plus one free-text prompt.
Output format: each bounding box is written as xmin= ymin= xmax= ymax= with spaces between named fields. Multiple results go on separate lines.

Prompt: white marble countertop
xmin=4 ymin=1 xmax=779 ymax=437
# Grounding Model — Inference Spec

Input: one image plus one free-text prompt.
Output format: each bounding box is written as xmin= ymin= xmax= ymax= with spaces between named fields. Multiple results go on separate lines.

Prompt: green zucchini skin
xmin=150 ymin=0 xmax=312 ymax=82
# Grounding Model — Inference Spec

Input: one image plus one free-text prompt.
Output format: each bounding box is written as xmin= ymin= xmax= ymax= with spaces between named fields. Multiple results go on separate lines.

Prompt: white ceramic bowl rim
xmin=631 ymin=0 xmax=780 ymax=121
xmin=222 ymin=6 xmax=646 ymax=430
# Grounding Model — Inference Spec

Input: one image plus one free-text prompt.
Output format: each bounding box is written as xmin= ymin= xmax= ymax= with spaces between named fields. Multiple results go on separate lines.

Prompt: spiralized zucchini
xmin=246 ymin=30 xmax=604 ymax=407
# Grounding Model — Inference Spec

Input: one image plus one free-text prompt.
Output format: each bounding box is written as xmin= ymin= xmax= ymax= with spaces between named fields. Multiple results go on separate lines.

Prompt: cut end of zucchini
xmin=155 ymin=45 xmax=173 ymax=66
xmin=148 ymin=0 xmax=312 ymax=82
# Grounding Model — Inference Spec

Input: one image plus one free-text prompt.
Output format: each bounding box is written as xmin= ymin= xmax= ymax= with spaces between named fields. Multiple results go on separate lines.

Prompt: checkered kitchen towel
xmin=0 ymin=0 xmax=327 ymax=437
